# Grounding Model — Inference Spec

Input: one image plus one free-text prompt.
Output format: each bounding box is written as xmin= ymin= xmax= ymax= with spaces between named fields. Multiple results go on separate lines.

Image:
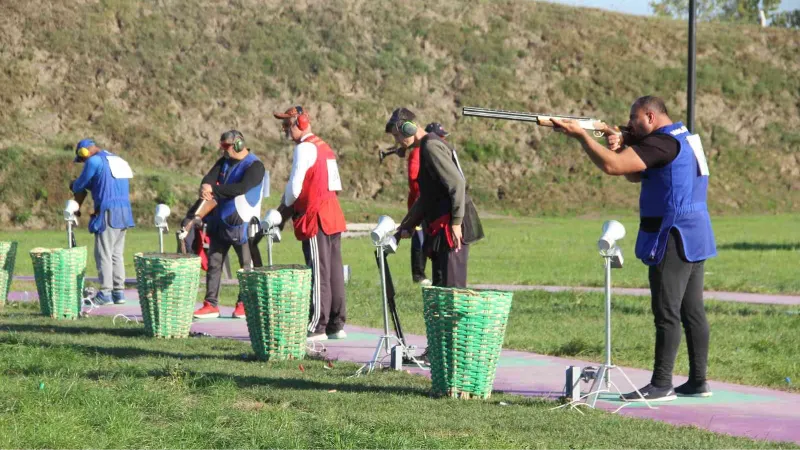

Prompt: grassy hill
xmin=0 ymin=0 xmax=798 ymax=228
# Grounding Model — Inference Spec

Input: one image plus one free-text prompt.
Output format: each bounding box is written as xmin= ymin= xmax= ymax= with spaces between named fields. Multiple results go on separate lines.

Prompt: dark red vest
xmin=292 ymin=135 xmax=347 ymax=240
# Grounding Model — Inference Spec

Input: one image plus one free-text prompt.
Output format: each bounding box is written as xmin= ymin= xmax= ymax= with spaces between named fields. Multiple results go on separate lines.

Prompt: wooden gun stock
xmin=177 ymin=197 xmax=217 ymax=254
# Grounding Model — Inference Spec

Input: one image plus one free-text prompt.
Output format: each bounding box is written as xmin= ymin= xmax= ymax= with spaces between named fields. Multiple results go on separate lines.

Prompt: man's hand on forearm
xmin=451 ymin=224 xmax=463 ymax=251
xmin=200 ymin=183 xmax=213 ymax=201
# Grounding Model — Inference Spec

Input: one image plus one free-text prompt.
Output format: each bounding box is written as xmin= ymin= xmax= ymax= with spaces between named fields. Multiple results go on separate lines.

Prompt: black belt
xmin=640 ymin=217 xmax=662 ymax=233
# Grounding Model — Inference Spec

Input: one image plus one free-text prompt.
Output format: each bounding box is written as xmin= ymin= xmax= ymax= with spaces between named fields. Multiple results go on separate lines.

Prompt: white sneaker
xmin=307 ymin=332 xmax=328 ymax=342
xmin=327 ymin=330 xmax=347 ymax=339
xmin=420 ymin=279 xmax=432 ymax=287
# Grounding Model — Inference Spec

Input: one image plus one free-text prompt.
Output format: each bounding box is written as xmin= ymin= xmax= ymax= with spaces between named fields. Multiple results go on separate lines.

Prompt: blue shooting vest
xmin=635 ymin=122 xmax=717 ymax=265
xmin=209 ymin=153 xmax=263 ymax=245
xmin=88 ymin=151 xmax=135 ymax=234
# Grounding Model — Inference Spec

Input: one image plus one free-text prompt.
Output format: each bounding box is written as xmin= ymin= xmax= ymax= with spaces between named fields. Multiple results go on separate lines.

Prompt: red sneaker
xmin=193 ymin=301 xmax=220 ymax=319
xmin=232 ymin=301 xmax=246 ymax=319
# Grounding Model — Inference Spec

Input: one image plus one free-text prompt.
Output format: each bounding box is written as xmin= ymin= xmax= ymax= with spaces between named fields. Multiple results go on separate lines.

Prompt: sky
xmin=543 ymin=0 xmax=800 ymax=16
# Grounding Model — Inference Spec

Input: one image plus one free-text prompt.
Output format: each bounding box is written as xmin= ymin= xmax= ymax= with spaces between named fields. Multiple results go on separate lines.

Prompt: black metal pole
xmin=687 ymin=0 xmax=697 ymax=133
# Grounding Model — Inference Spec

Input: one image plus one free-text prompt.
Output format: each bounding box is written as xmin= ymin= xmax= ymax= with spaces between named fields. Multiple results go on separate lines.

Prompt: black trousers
xmin=302 ymin=230 xmax=347 ymax=334
xmin=411 ymin=229 xmax=428 ymax=282
xmin=431 ymin=244 xmax=469 ymax=288
xmin=649 ymin=229 xmax=710 ymax=388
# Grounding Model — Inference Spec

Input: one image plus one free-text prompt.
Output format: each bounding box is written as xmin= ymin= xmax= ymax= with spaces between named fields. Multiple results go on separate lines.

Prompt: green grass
xmin=3 ymin=213 xmax=799 ymax=394
xmin=0 ymin=304 xmax=795 ymax=449
xmin=5 ymin=213 xmax=800 ymax=294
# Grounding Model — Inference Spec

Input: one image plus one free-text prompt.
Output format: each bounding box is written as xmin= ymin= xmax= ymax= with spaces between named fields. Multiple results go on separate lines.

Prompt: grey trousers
xmin=205 ymin=237 xmax=255 ymax=307
xmin=94 ymin=221 xmax=127 ymax=297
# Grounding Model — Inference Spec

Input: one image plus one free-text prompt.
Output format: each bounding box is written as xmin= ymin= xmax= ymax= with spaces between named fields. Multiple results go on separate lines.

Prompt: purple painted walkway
xmin=36 ymin=290 xmax=798 ymax=446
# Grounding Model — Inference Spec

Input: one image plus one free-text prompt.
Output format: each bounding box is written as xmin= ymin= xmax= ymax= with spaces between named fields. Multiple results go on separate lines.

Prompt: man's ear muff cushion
xmin=400 ymin=121 xmax=417 ymax=137
xmin=296 ymin=114 xmax=309 ymax=131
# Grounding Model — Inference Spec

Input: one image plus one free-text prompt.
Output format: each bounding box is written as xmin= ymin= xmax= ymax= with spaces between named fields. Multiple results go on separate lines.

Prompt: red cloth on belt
xmin=426 ymin=214 xmax=454 ymax=249
xmin=192 ymin=226 xmax=210 ymax=271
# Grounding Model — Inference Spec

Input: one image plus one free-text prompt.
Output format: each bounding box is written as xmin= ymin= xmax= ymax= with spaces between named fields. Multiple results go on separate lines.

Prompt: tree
xmin=650 ymin=0 xmax=728 ymax=20
xmin=720 ymin=0 xmax=781 ymax=23
xmin=650 ymin=0 xmax=794 ymax=26
xmin=771 ymin=9 xmax=800 ymax=28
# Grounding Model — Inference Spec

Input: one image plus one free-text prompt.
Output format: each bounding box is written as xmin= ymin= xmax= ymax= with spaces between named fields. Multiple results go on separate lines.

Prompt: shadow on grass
xmin=162 ymin=370 xmax=428 ymax=396
xmin=0 ymin=323 xmax=147 ymax=338
xmin=4 ymin=345 xmax=428 ymax=397
xmin=718 ymin=242 xmax=800 ymax=251
xmin=0 ymin=333 xmax=250 ymax=362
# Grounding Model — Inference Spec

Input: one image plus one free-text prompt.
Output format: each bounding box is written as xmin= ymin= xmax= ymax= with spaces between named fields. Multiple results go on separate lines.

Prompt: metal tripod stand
xmin=354 ymin=240 xmax=426 ymax=376
xmin=561 ymin=245 xmax=655 ymax=412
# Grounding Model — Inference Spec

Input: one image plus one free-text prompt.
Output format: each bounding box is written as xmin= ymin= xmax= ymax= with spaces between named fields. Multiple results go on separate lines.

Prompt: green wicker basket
xmin=423 ymin=286 xmax=514 ymax=399
xmin=30 ymin=246 xmax=87 ymax=320
xmin=0 ymin=241 xmax=18 ymax=306
xmin=134 ymin=252 xmax=202 ymax=338
xmin=238 ymin=265 xmax=313 ymax=361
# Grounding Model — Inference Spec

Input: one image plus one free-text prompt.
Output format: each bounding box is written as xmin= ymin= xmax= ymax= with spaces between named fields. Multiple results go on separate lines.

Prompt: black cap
xmin=385 ymin=107 xmax=416 ymax=133
xmin=425 ymin=122 xmax=449 ymax=137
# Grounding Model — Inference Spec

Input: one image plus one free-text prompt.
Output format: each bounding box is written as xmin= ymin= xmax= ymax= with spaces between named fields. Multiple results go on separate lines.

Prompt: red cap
xmin=273 ymin=105 xmax=306 ymax=121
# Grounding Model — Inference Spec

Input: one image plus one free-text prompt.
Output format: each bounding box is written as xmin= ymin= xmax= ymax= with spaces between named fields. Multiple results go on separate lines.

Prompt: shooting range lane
xmin=8 ymin=288 xmax=799 ymax=445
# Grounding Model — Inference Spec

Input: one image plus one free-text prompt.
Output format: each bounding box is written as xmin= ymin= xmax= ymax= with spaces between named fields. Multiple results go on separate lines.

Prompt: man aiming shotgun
xmin=466 ymin=97 xmax=717 ymax=402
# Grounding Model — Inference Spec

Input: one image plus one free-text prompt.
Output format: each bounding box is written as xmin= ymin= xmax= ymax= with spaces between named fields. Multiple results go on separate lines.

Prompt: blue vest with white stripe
xmin=635 ymin=122 xmax=717 ymax=265
xmin=89 ymin=151 xmax=135 ymax=234
xmin=209 ymin=153 xmax=262 ymax=245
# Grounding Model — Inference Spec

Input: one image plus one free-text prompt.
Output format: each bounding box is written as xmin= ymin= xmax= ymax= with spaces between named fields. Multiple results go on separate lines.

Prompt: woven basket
xmin=423 ymin=286 xmax=514 ymax=399
xmin=134 ymin=252 xmax=201 ymax=338
xmin=238 ymin=265 xmax=312 ymax=361
xmin=30 ymin=246 xmax=87 ymax=320
xmin=0 ymin=241 xmax=18 ymax=306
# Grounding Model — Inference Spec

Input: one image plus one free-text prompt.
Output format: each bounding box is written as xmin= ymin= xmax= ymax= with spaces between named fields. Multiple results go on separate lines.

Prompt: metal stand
xmin=66 ymin=220 xmax=75 ymax=249
xmin=65 ymin=215 xmax=77 ymax=249
xmin=156 ymin=224 xmax=168 ymax=253
xmin=354 ymin=242 xmax=426 ymax=376
xmin=560 ymin=246 xmax=655 ymax=413
xmin=262 ymin=224 xmax=281 ymax=266
xmin=267 ymin=234 xmax=274 ymax=265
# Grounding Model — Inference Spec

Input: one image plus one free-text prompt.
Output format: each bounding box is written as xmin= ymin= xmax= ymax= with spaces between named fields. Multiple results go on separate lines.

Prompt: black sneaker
xmin=675 ymin=381 xmax=713 ymax=397
xmin=620 ymin=384 xmax=677 ymax=402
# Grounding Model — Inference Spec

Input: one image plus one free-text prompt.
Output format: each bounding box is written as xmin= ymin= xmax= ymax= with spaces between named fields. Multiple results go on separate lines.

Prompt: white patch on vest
xmin=235 ymin=180 xmax=264 ymax=222
xmin=686 ymin=134 xmax=710 ymax=176
xmin=670 ymin=126 xmax=689 ymax=136
xmin=107 ymin=156 xmax=133 ymax=179
xmin=327 ymin=159 xmax=342 ymax=191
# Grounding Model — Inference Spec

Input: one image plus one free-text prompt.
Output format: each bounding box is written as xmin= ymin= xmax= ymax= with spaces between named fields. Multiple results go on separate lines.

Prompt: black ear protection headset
xmin=232 ymin=130 xmax=245 ymax=153
xmin=222 ymin=130 xmax=246 ymax=152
